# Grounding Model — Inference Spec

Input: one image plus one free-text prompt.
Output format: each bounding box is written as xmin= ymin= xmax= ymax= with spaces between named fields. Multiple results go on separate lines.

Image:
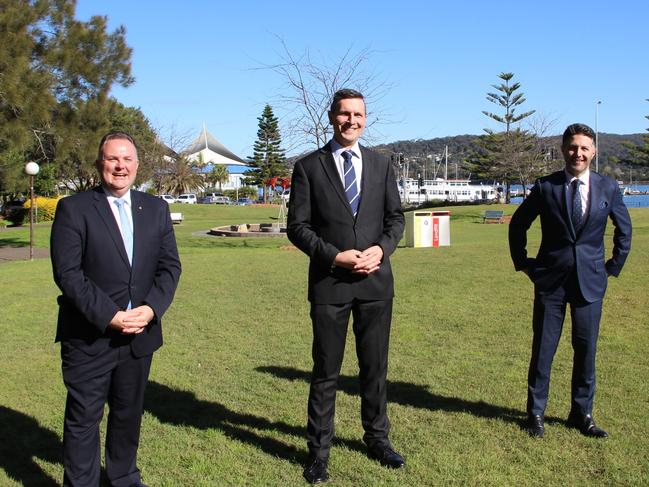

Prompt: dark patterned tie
xmin=342 ymin=150 xmax=360 ymax=216
xmin=572 ymin=179 xmax=584 ymax=234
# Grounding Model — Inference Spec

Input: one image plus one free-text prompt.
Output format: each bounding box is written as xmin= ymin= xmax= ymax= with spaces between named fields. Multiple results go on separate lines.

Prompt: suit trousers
xmin=61 ymin=342 xmax=152 ymax=487
xmin=527 ymin=271 xmax=603 ymax=416
xmin=307 ymin=299 xmax=392 ymax=459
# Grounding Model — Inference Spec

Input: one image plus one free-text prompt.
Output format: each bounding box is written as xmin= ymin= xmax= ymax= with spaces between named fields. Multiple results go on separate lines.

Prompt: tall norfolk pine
xmin=245 ymin=104 xmax=287 ymax=202
xmin=469 ymin=72 xmax=544 ymax=202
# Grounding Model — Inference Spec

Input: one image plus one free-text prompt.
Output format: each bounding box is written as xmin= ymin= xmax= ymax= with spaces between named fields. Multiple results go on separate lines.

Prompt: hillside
xmin=372 ymin=133 xmax=647 ymax=182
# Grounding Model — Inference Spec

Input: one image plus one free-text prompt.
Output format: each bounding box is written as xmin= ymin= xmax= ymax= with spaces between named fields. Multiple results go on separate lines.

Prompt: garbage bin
xmin=405 ymin=211 xmax=450 ymax=247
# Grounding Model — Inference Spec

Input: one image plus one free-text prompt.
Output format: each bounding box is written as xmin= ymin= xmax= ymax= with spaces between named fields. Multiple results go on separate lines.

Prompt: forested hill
xmin=372 ymin=133 xmax=647 ymax=179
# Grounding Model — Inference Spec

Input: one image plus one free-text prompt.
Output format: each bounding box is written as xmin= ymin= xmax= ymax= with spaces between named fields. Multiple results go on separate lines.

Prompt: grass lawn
xmin=1 ymin=202 xmax=647 ymax=486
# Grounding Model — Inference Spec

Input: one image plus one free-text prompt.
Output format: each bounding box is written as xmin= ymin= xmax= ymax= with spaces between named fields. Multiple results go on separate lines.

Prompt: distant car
xmin=214 ymin=196 xmax=231 ymax=205
xmin=236 ymin=197 xmax=254 ymax=206
xmin=177 ymin=193 xmax=197 ymax=204
xmin=157 ymin=194 xmax=176 ymax=204
xmin=1 ymin=199 xmax=25 ymax=217
xmin=199 ymin=195 xmax=230 ymax=204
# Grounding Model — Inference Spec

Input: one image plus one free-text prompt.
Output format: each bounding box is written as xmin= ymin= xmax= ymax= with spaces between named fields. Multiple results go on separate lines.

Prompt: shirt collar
xmin=330 ymin=139 xmax=361 ymax=160
xmin=565 ymin=169 xmax=590 ymax=186
xmin=104 ymin=187 xmax=132 ymax=206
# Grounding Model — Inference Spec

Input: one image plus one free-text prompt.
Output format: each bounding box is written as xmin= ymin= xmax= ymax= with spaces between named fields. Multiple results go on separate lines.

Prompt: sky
xmin=76 ymin=0 xmax=649 ymax=157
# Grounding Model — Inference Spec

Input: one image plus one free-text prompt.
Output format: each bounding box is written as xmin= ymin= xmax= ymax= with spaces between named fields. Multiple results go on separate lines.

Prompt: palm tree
xmin=208 ymin=164 xmax=229 ymax=192
xmin=162 ymin=157 xmax=204 ymax=195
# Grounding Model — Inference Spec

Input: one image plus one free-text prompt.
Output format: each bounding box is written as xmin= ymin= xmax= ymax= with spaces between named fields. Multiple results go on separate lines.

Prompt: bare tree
xmin=517 ymin=112 xmax=561 ymax=191
xmin=257 ymin=37 xmax=393 ymax=151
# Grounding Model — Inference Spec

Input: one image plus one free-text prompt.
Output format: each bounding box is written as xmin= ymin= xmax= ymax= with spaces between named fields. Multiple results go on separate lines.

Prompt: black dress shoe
xmin=368 ymin=445 xmax=405 ymax=469
xmin=303 ymin=457 xmax=329 ymax=484
xmin=567 ymin=413 xmax=608 ymax=438
xmin=526 ymin=414 xmax=545 ymax=438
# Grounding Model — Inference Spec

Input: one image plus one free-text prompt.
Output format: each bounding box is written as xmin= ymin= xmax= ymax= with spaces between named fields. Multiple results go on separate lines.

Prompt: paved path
xmin=0 ymin=246 xmax=50 ymax=263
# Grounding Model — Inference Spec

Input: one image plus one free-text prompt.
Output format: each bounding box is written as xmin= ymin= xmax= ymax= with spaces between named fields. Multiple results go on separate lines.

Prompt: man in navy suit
xmin=288 ymin=89 xmax=405 ymax=484
xmin=51 ymin=132 xmax=181 ymax=486
xmin=509 ymin=123 xmax=632 ymax=439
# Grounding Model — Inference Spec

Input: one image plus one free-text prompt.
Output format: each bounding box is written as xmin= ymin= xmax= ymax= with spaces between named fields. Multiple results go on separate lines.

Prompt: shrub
xmin=6 ymin=207 xmax=28 ymax=226
xmin=224 ymin=186 xmax=258 ymax=201
xmin=23 ymin=196 xmax=61 ymax=222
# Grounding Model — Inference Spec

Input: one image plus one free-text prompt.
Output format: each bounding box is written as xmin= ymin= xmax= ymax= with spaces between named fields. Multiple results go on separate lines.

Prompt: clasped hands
xmin=109 ymin=305 xmax=155 ymax=335
xmin=334 ymin=245 xmax=383 ymax=275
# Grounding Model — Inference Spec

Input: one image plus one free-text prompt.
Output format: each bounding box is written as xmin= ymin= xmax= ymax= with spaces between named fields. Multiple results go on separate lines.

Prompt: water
xmin=509 ymin=184 xmax=649 ymax=208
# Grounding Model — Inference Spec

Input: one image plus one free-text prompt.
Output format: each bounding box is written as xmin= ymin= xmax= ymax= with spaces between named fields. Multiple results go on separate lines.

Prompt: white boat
xmin=399 ymin=177 xmax=496 ymax=204
xmin=396 ymin=144 xmax=497 ymax=204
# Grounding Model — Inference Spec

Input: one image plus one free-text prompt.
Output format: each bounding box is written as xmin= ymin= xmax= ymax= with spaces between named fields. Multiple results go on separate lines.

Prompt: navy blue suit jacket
xmin=287 ymin=143 xmax=404 ymax=304
xmin=51 ymin=187 xmax=181 ymax=359
xmin=509 ymin=170 xmax=632 ymax=302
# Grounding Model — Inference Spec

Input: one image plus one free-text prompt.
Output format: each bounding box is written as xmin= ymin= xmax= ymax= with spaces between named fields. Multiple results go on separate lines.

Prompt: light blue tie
xmin=114 ymin=198 xmax=133 ymax=265
xmin=343 ymin=150 xmax=360 ymax=216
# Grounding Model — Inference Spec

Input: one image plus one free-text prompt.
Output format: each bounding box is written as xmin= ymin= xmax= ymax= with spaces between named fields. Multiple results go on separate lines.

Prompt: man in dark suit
xmin=509 ymin=123 xmax=631 ymax=439
xmin=288 ymin=89 xmax=405 ymax=484
xmin=51 ymin=132 xmax=181 ymax=486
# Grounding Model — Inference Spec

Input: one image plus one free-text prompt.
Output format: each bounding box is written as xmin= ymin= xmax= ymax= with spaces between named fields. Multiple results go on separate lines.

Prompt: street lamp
xmin=595 ymin=101 xmax=602 ymax=173
xmin=24 ymin=161 xmax=40 ymax=261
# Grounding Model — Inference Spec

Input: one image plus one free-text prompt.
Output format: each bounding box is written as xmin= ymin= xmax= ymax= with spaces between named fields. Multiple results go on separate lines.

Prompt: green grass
xmin=1 ymin=203 xmax=648 ymax=486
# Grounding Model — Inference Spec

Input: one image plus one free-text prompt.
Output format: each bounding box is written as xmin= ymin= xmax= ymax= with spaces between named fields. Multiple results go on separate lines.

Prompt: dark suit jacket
xmin=509 ymin=170 xmax=632 ymax=302
xmin=287 ymin=142 xmax=404 ymax=304
xmin=51 ymin=187 xmax=181 ymax=358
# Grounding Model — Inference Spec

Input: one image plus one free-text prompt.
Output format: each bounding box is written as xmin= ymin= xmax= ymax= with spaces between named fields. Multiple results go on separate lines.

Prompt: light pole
xmin=595 ymin=100 xmax=602 ymax=173
xmin=24 ymin=161 xmax=40 ymax=261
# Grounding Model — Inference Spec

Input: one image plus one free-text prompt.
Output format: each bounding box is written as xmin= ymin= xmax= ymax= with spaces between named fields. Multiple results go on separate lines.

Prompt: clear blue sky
xmin=77 ymin=0 xmax=648 ymax=157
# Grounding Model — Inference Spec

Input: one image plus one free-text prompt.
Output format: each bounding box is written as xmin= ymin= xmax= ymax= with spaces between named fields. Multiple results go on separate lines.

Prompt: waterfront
xmin=510 ymin=184 xmax=649 ymax=207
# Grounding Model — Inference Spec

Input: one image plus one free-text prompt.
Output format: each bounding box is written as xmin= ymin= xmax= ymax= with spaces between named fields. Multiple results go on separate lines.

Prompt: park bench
xmin=482 ymin=210 xmax=504 ymax=224
xmin=170 ymin=212 xmax=183 ymax=224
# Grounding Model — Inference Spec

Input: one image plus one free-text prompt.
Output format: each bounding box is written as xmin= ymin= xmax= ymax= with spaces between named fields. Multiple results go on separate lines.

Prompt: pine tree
xmin=245 ymin=104 xmax=287 ymax=202
xmin=0 ymin=0 xmax=135 ymax=197
xmin=473 ymin=72 xmax=538 ymax=202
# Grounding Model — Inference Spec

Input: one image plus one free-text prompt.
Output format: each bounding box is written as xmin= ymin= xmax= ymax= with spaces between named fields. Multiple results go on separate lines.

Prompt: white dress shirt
xmin=565 ymin=169 xmax=590 ymax=220
xmin=331 ymin=139 xmax=362 ymax=194
xmin=105 ymin=188 xmax=134 ymax=235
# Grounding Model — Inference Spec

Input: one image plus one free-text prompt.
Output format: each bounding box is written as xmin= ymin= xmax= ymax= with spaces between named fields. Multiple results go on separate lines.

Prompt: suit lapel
xmin=357 ymin=145 xmax=372 ymax=219
xmin=93 ymin=187 xmax=131 ymax=268
xmin=553 ymin=171 xmax=576 ymax=239
xmin=131 ymin=191 xmax=145 ymax=269
xmin=319 ymin=143 xmax=355 ymax=217
xmin=584 ymin=172 xmax=601 ymax=232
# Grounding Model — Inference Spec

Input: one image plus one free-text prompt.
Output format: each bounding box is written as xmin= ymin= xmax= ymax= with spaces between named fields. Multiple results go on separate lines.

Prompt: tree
xmin=473 ymin=72 xmax=537 ymax=202
xmin=260 ymin=39 xmax=392 ymax=150
xmin=623 ymin=99 xmax=649 ymax=168
xmin=160 ymin=157 xmax=204 ymax=195
xmin=245 ymin=104 xmax=287 ymax=202
xmin=0 ymin=0 xmax=134 ymax=197
xmin=208 ymin=164 xmax=229 ymax=192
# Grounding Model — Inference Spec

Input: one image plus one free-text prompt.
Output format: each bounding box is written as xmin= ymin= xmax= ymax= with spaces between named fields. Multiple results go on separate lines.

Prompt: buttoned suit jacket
xmin=509 ymin=170 xmax=631 ymax=303
xmin=51 ymin=187 xmax=181 ymax=364
xmin=287 ymin=142 xmax=404 ymax=304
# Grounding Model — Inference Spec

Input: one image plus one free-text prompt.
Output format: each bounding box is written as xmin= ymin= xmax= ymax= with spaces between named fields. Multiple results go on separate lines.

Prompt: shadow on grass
xmin=0 ymin=405 xmax=61 ymax=486
xmin=0 ymin=236 xmax=28 ymax=248
xmin=144 ymin=382 xmax=367 ymax=464
xmin=255 ymin=366 xmax=564 ymax=428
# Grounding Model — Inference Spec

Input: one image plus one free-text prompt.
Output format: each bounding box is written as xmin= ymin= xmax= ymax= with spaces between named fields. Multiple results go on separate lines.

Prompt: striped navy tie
xmin=343 ymin=150 xmax=360 ymax=216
